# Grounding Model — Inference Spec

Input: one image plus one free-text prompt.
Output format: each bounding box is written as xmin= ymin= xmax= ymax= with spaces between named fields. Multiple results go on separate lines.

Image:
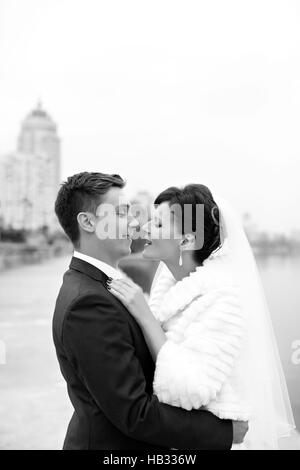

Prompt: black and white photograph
xmin=0 ymin=0 xmax=300 ymax=453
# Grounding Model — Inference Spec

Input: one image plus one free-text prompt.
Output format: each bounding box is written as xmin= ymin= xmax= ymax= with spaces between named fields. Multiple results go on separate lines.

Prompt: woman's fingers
xmin=111 ymin=278 xmax=136 ymax=290
xmin=111 ymin=276 xmax=139 ymax=290
xmin=107 ymin=285 xmax=127 ymax=304
xmin=118 ymin=277 xmax=137 ymax=289
xmin=109 ymin=279 xmax=131 ymax=295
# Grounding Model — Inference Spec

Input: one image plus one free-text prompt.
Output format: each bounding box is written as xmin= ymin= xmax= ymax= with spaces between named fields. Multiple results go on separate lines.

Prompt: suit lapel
xmin=69 ymin=256 xmax=154 ymax=365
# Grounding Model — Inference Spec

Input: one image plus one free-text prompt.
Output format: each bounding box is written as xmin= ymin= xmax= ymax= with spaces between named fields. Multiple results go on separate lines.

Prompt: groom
xmin=52 ymin=171 xmax=247 ymax=450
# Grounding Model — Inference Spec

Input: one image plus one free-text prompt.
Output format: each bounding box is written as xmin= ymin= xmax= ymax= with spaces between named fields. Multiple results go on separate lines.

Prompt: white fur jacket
xmin=149 ymin=258 xmax=251 ymax=421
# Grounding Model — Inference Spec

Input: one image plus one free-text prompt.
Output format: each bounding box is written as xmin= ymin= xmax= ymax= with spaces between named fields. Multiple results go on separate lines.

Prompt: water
xmin=0 ymin=254 xmax=299 ymax=449
xmin=0 ymin=256 xmax=73 ymax=450
xmin=256 ymin=255 xmax=300 ymax=431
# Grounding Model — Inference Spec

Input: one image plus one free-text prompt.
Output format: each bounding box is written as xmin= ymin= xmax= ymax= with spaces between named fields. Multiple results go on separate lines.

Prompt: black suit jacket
xmin=52 ymin=256 xmax=233 ymax=450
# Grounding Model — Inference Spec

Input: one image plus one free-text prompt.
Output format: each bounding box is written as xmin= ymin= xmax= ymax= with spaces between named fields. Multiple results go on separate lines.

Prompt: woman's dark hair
xmin=154 ymin=184 xmax=221 ymax=265
xmin=55 ymin=171 xmax=125 ymax=247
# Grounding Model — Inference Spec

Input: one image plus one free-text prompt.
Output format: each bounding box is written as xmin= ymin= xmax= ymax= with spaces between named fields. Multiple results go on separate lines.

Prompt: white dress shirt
xmin=73 ymin=251 xmax=124 ymax=279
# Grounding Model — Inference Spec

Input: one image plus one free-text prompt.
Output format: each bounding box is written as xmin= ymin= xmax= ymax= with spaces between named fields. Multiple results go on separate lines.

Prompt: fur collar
xmin=149 ymin=249 xmax=236 ymax=324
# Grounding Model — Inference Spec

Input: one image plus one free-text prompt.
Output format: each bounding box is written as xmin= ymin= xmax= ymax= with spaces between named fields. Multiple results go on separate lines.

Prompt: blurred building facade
xmin=0 ymin=103 xmax=61 ymax=231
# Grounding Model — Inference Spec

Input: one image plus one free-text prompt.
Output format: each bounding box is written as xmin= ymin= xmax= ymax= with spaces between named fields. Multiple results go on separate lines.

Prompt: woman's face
xmin=142 ymin=202 xmax=183 ymax=262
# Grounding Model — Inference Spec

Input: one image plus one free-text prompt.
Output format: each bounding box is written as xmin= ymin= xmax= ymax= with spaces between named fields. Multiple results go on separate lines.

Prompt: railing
xmin=0 ymin=241 xmax=72 ymax=272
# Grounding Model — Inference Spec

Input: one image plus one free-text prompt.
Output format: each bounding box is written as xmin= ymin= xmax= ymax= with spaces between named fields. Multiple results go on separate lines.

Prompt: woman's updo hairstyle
xmin=154 ymin=184 xmax=221 ymax=265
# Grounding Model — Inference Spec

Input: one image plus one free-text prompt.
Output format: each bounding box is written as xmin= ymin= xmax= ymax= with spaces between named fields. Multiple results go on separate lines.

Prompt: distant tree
xmin=0 ymin=215 xmax=4 ymax=242
xmin=0 ymin=227 xmax=27 ymax=243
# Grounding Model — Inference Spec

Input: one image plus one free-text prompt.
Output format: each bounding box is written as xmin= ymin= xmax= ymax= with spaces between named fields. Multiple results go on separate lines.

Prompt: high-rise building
xmin=0 ymin=103 xmax=61 ymax=231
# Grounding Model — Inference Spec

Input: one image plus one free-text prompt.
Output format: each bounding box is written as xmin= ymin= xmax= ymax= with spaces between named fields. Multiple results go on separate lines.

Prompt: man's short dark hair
xmin=55 ymin=171 xmax=125 ymax=246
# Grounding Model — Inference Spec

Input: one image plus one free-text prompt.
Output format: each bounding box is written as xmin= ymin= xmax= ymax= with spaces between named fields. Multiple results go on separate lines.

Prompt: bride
xmin=108 ymin=183 xmax=295 ymax=450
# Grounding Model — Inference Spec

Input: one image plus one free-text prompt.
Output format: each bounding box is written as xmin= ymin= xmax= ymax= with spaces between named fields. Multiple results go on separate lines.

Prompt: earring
xmin=179 ymin=252 xmax=183 ymax=266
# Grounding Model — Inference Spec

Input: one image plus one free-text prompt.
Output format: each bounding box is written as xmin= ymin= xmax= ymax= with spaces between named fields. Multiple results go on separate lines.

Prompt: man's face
xmin=94 ymin=187 xmax=139 ymax=259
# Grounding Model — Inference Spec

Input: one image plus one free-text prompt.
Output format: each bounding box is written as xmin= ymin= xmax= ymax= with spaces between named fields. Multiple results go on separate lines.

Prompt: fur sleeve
xmin=153 ymin=288 xmax=244 ymax=410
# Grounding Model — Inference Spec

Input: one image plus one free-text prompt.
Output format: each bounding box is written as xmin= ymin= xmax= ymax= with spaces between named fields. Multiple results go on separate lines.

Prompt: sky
xmin=0 ymin=0 xmax=300 ymax=234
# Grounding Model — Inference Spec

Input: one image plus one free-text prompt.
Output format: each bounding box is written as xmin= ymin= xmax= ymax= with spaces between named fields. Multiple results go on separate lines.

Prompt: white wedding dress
xmin=149 ymin=198 xmax=295 ymax=450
